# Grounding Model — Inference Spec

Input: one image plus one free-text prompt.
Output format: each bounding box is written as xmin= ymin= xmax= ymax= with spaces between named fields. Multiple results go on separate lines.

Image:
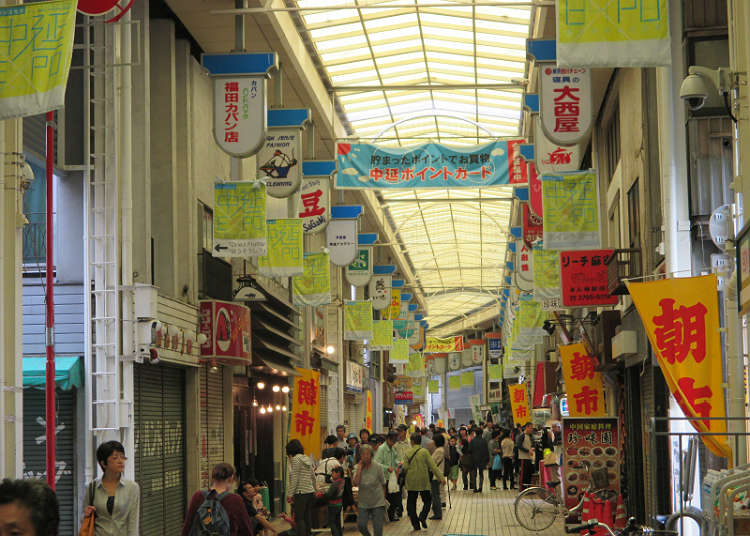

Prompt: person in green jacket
xmin=400 ymin=432 xmax=445 ymax=532
xmin=373 ymin=431 xmax=401 ymax=522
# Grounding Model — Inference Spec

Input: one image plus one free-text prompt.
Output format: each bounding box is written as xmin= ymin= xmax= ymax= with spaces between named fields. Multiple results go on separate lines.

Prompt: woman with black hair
xmin=355 ymin=428 xmax=371 ymax=463
xmin=0 ymin=478 xmax=59 ymax=536
xmin=286 ymin=439 xmax=316 ymax=536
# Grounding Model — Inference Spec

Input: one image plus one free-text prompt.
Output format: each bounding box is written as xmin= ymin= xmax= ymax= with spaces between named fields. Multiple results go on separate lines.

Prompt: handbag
xmin=492 ymin=454 xmax=503 ymax=471
xmin=398 ymin=448 xmax=421 ymax=487
xmin=78 ymin=481 xmax=96 ymax=536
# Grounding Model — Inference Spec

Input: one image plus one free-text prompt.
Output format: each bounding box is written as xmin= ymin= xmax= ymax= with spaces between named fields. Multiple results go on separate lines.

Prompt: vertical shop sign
xmin=369 ymin=274 xmax=392 ymax=311
xmin=559 ymin=343 xmax=607 ymax=417
xmin=383 ymin=289 xmax=401 ymax=320
xmin=487 ymin=335 xmax=503 ymax=361
xmin=523 ymin=202 xmax=544 ymax=247
xmin=345 ymin=247 xmax=373 ymax=287
xmin=529 ymin=162 xmax=543 ymax=218
xmin=542 ymin=171 xmax=601 ymax=250
xmin=258 ymin=129 xmax=301 ymax=197
xmin=560 ymin=250 xmax=618 ymax=307
xmin=326 ymin=219 xmax=358 ymax=266
xmin=508 ymin=384 xmax=531 ymax=426
xmin=199 ymin=300 xmax=252 ymax=364
xmin=448 ymin=352 xmax=461 ymax=371
xmin=345 ymin=361 xmax=365 ymax=392
xmin=290 ymin=368 xmax=321 ymax=458
xmin=213 ymin=76 xmax=266 ymax=157
xmin=257 ymin=219 xmax=303 ymax=277
xmin=539 ymin=66 xmax=592 ymax=146
xmin=292 ymin=253 xmax=331 ymax=307
xmin=213 ymin=182 xmax=267 ymax=258
xmin=366 ymin=391 xmax=373 ymax=432
xmin=507 ymin=139 xmax=529 ymax=184
xmin=344 ymin=301 xmax=374 ymax=341
xmin=534 ymin=115 xmax=583 ymax=174
xmin=394 ymin=377 xmax=413 ymax=404
xmin=562 ymin=418 xmax=620 ymax=510
xmin=298 ymin=178 xmax=329 ymax=233
xmin=516 ymin=239 xmax=534 ymax=288
xmin=627 ymin=275 xmax=730 ymax=458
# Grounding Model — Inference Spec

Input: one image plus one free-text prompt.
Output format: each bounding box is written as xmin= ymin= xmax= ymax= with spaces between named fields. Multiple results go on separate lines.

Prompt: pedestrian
xmin=501 ymin=431 xmax=516 ymax=490
xmin=315 ymin=447 xmax=345 ymax=492
xmin=238 ymin=479 xmax=279 ymax=535
xmin=343 ymin=433 xmax=359 ymax=520
xmin=468 ymin=427 xmax=489 ymax=493
xmin=355 ymin=429 xmax=371 ymax=463
xmin=373 ymin=431 xmax=401 ymax=522
xmin=393 ymin=424 xmax=410 ymax=518
xmin=458 ymin=428 xmax=472 ymax=491
xmin=336 ymin=425 xmax=348 ymax=449
xmin=315 ymin=466 xmax=346 ymax=536
xmin=182 ymin=462 xmax=253 ymax=536
xmin=353 ymin=444 xmax=386 ymax=536
xmin=285 ymin=439 xmax=316 ymax=536
xmin=0 ymin=478 xmax=59 ymax=536
xmin=428 ymin=435 xmax=446 ymax=520
xmin=401 ymin=432 xmax=444 ymax=532
xmin=516 ymin=422 xmax=535 ymax=491
xmin=446 ymin=436 xmax=460 ymax=491
xmin=82 ymin=440 xmax=140 ymax=535
xmin=488 ymin=429 xmax=502 ymax=490
xmin=322 ymin=435 xmax=339 ymax=459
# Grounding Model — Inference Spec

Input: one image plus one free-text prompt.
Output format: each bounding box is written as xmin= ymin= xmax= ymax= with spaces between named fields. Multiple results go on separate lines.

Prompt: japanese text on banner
xmin=258 ymin=219 xmax=303 ymax=276
xmin=424 ymin=336 xmax=464 ymax=353
xmin=290 ymin=368 xmax=321 ymax=458
xmin=390 ymin=339 xmax=409 ymax=363
xmin=292 ymin=253 xmax=331 ymax=307
xmin=559 ymin=343 xmax=607 ymax=417
xmin=627 ymin=275 xmax=729 ymax=457
xmin=369 ymin=320 xmax=393 ymax=351
xmin=560 ymin=250 xmax=617 ymax=307
xmin=508 ymin=384 xmax=531 ymax=426
xmin=344 ymin=301 xmax=374 ymax=341
xmin=542 ymin=171 xmax=601 ymax=250
xmin=213 ymin=182 xmax=267 ymax=258
xmin=383 ymin=289 xmax=401 ymax=320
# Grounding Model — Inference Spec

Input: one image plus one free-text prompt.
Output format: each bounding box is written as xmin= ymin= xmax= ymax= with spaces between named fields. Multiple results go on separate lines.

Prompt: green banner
xmin=292 ymin=253 xmax=331 ymax=306
xmin=413 ymin=381 xmax=425 ymax=399
xmin=533 ymin=243 xmax=562 ymax=305
xmin=390 ymin=339 xmax=409 ymax=363
xmin=461 ymin=371 xmax=474 ymax=387
xmin=448 ymin=375 xmax=461 ymax=391
xmin=488 ymin=364 xmax=503 ymax=381
xmin=408 ymin=352 xmax=425 ymax=376
xmin=428 ymin=380 xmax=439 ymax=394
xmin=542 ymin=171 xmax=601 ymax=249
xmin=369 ymin=320 xmax=393 ymax=351
xmin=344 ymin=301 xmax=374 ymax=341
xmin=214 ymin=182 xmax=267 ymax=258
xmin=258 ymin=219 xmax=303 ymax=277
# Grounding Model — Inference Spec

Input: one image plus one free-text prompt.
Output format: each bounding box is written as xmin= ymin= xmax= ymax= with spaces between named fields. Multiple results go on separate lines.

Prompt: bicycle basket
xmin=590 ymin=467 xmax=609 ymax=490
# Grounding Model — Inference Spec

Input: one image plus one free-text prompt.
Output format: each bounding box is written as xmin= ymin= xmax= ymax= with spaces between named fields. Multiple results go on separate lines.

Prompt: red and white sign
xmin=540 ymin=66 xmax=592 ymax=145
xmin=534 ymin=115 xmax=583 ymax=174
xmin=213 ymin=76 xmax=266 ymax=158
xmin=523 ymin=203 xmax=543 ymax=247
xmin=516 ymin=239 xmax=534 ymax=286
xmin=199 ymin=300 xmax=251 ymax=364
xmin=560 ymin=250 xmax=618 ymax=307
xmin=298 ymin=177 xmax=329 ymax=233
xmin=507 ymin=139 xmax=528 ymax=184
xmin=78 ymin=0 xmax=134 ymax=22
xmin=528 ymin=163 xmax=543 ymax=218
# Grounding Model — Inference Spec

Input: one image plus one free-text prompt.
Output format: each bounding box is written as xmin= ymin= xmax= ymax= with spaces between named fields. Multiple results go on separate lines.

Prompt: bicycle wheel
xmin=514 ymin=487 xmax=559 ymax=531
xmin=665 ymin=508 xmax=704 ymax=536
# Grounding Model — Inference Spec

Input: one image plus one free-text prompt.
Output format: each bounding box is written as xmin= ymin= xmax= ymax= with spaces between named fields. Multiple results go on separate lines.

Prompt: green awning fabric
xmin=23 ymin=356 xmax=83 ymax=391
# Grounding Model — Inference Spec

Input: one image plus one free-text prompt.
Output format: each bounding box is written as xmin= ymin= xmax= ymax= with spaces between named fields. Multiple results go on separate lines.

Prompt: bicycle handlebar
xmin=565 ymin=520 xmax=598 ymax=533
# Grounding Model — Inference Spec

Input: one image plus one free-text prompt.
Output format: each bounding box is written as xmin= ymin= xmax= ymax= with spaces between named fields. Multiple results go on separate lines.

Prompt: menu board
xmin=562 ymin=418 xmax=620 ymax=509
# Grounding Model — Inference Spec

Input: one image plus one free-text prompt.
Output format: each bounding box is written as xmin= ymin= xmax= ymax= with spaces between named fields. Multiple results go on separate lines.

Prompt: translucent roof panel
xmin=293 ymin=0 xmax=533 ymax=330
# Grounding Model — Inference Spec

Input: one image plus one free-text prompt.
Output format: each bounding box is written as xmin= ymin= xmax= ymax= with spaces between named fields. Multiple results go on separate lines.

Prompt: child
xmin=315 ymin=465 xmax=345 ymax=536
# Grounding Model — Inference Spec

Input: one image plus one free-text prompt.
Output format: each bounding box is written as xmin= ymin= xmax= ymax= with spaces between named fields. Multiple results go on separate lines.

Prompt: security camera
xmin=680 ymin=66 xmax=731 ymax=111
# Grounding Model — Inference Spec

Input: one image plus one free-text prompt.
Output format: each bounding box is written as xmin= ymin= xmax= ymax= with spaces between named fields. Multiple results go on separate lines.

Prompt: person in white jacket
xmin=286 ymin=439 xmax=316 ymax=536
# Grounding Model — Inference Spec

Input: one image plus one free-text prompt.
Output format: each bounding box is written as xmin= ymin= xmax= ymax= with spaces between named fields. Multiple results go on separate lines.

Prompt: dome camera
xmin=679 ymin=73 xmax=710 ymax=111
xmin=679 ymin=66 xmax=731 ymax=112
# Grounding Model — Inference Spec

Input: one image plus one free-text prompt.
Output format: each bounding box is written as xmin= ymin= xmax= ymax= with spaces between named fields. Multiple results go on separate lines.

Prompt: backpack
xmin=190 ymin=489 xmax=231 ymax=536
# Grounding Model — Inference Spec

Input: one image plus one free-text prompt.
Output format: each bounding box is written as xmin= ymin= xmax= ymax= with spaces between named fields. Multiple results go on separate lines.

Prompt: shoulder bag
xmin=397 ymin=448 xmax=421 ymax=487
xmin=78 ymin=481 xmax=96 ymax=536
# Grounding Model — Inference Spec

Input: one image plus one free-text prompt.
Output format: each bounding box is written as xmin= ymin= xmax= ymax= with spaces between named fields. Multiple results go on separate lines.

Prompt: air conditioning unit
xmin=611 ymin=330 xmax=638 ymax=359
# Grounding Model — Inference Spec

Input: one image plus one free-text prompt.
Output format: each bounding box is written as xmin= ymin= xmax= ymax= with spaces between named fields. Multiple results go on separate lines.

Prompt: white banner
xmin=326 ymin=219 xmax=358 ymax=266
xmin=213 ymin=76 xmax=266 ymax=157
xmin=298 ymin=177 xmax=329 ymax=233
xmin=369 ymin=274 xmax=392 ymax=311
xmin=539 ymin=66 xmax=592 ymax=146
xmin=448 ymin=352 xmax=461 ymax=370
xmin=258 ymin=128 xmax=302 ymax=198
xmin=461 ymin=349 xmax=473 ymax=368
xmin=533 ymin=115 xmax=583 ymax=174
xmin=471 ymin=343 xmax=484 ymax=365
xmin=345 ymin=247 xmax=373 ymax=287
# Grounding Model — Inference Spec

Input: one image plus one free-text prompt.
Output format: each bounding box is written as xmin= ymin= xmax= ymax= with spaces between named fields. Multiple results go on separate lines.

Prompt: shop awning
xmin=252 ymin=356 xmax=301 ymax=377
xmin=23 ymin=356 xmax=83 ymax=391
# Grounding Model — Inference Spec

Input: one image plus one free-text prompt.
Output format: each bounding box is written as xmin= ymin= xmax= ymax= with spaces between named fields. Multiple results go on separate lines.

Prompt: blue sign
xmin=488 ymin=337 xmax=502 ymax=359
xmin=335 ymin=140 xmax=519 ymax=189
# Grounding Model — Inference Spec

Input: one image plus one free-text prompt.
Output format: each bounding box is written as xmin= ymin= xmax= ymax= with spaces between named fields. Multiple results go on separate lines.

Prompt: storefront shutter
xmin=200 ymin=364 xmax=225 ymax=488
xmin=640 ymin=363 xmax=655 ymax=519
xmin=344 ymin=393 xmax=362 ymax=432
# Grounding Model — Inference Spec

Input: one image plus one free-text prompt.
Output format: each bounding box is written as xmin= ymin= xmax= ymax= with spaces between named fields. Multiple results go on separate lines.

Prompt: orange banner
xmin=559 ymin=342 xmax=606 ymax=417
xmin=366 ymin=390 xmax=373 ymax=432
xmin=627 ymin=275 xmax=729 ymax=458
xmin=290 ymin=368 xmax=321 ymax=457
xmin=424 ymin=335 xmax=464 ymax=353
xmin=508 ymin=383 xmax=531 ymax=426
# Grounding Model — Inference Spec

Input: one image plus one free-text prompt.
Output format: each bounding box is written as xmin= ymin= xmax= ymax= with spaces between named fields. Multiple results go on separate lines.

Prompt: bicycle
xmin=514 ymin=461 xmax=618 ymax=531
xmin=564 ymin=517 xmax=678 ymax=536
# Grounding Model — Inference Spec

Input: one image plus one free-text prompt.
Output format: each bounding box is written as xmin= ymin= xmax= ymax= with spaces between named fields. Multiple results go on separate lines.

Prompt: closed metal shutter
xmin=200 ymin=364 xmax=224 ymax=488
xmin=320 ymin=383 xmax=328 ymax=434
xmin=344 ymin=394 xmax=362 ymax=432
xmin=624 ymin=366 xmax=645 ymax=522
xmin=640 ymin=363 xmax=655 ymax=519
xmin=23 ymin=388 xmax=76 ymax=535
xmin=134 ymin=364 xmax=186 ymax=536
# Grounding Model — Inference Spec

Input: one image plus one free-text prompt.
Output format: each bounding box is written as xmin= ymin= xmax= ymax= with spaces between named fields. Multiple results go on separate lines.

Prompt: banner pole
xmin=44 ymin=110 xmax=56 ymax=490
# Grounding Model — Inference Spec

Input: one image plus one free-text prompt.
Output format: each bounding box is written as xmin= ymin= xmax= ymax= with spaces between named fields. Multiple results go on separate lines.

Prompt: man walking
xmin=393 ymin=424 xmax=410 ymax=518
xmin=374 ymin=431 xmax=402 ymax=522
xmin=467 ymin=427 xmax=489 ymax=493
xmin=182 ymin=463 xmax=253 ymax=535
xmin=336 ymin=425 xmax=348 ymax=449
xmin=401 ymin=432 xmax=445 ymax=532
xmin=516 ymin=423 xmax=535 ymax=491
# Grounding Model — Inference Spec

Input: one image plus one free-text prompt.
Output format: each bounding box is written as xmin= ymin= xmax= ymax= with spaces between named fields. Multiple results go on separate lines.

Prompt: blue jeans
xmin=357 ymin=505 xmax=385 ymax=536
xmin=328 ymin=504 xmax=343 ymax=536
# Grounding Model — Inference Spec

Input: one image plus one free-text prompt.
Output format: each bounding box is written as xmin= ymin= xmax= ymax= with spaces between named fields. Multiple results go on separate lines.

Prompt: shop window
xmin=602 ymin=100 xmax=621 ymax=183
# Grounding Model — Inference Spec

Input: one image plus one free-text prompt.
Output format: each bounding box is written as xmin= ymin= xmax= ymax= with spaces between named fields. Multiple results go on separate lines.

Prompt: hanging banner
xmin=292 ymin=253 xmax=331 ymax=307
xmin=428 ymin=380 xmax=440 ymax=394
xmin=298 ymin=178 xmax=330 ymax=233
xmin=345 ymin=247 xmax=373 ymax=287
xmin=542 ymin=170 xmax=601 ymax=250
xmin=461 ymin=349 xmax=474 ymax=368
xmin=370 ymin=320 xmax=393 ymax=351
xmin=213 ymin=182 xmax=267 ymax=258
xmin=508 ymin=139 xmax=529 ymax=184
xmin=461 ymin=371 xmax=474 ymax=387
xmin=408 ymin=353 xmax=425 ymax=377
xmin=212 ymin=76 xmax=266 ymax=157
xmin=448 ymin=375 xmax=461 ymax=391
xmin=488 ymin=364 xmax=503 ymax=381
xmin=258 ymin=219 xmax=303 ymax=277
xmin=336 ymin=139 xmax=522 ymax=189
xmin=516 ymin=239 xmax=534 ymax=288
xmin=533 ymin=244 xmax=562 ymax=310
xmin=534 ymin=115 xmax=583 ymax=174
xmin=560 ymin=249 xmax=618 ymax=307
xmin=366 ymin=391 xmax=373 ymax=431
xmin=344 ymin=301 xmax=374 ymax=341
xmin=394 ymin=377 xmax=413 ymax=405
xmin=290 ymin=368 xmax=321 ymax=460
xmin=556 ymin=0 xmax=671 ymax=68
xmin=258 ymin=129 xmax=301 ymax=197
xmin=529 ymin=162 xmax=543 ymax=218
xmin=345 ymin=361 xmax=365 ymax=392
xmin=369 ymin=274 xmax=392 ymax=311
xmin=424 ymin=336 xmax=464 ymax=353
xmin=393 ymin=319 xmax=416 ymax=341
xmin=448 ymin=352 xmax=461 ymax=370
xmin=413 ymin=380 xmax=426 ymax=400
xmin=326 ymin=219 xmax=358 ymax=266
xmin=508 ymin=384 xmax=531 ymax=426
xmin=523 ymin=202 xmax=544 ymax=247
xmin=627 ymin=275 xmax=729 ymax=457
xmin=383 ymin=289 xmax=402 ymax=320
xmin=390 ymin=339 xmax=410 ymax=363
xmin=411 ymin=325 xmax=425 ymax=352
xmin=0 ymin=0 xmax=77 ymax=120
xmin=558 ymin=343 xmax=607 ymax=417
xmin=539 ymin=66 xmax=593 ymax=145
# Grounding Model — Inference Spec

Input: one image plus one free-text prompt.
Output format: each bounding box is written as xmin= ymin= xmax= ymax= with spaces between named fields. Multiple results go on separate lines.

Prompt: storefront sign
xmin=540 ymin=66 xmax=592 ymax=145
xmin=560 ymin=249 xmax=617 ymax=307
xmin=326 ymin=219 xmax=358 ymax=266
xmin=394 ymin=377 xmax=413 ymax=404
xmin=335 ymin=139 xmax=522 ymax=189
xmin=369 ymin=274 xmax=392 ymax=311
xmin=213 ymin=182 xmax=267 ymax=258
xmin=0 ymin=0 xmax=77 ymax=120
xmin=258 ymin=129 xmax=301 ymax=197
xmin=559 ymin=343 xmax=607 ymax=417
xmin=345 ymin=361 xmax=365 ymax=392
xmin=212 ymin=75 xmax=266 ymax=157
xmin=344 ymin=301 xmax=374 ymax=341
xmin=627 ymin=275 xmax=729 ymax=457
xmin=370 ymin=320 xmax=393 ymax=351
xmin=534 ymin=115 xmax=583 ymax=174
xmin=298 ymin=178 xmax=329 ymax=233
xmin=508 ymin=383 xmax=531 ymax=425
xmin=542 ymin=170 xmax=600 ymax=250
xmin=199 ymin=300 xmax=251 ymax=364
xmin=556 ymin=0 xmax=670 ymax=67
xmin=562 ymin=418 xmax=620 ymax=509
xmin=424 ymin=336 xmax=464 ymax=353
xmin=508 ymin=139 xmax=529 ymax=184
xmin=290 ymin=368 xmax=321 ymax=457
xmin=390 ymin=339 xmax=409 ymax=363
xmin=523 ymin=203 xmax=544 ymax=247
xmin=292 ymin=253 xmax=331 ymax=307
xmin=258 ymin=219 xmax=303 ymax=277
xmin=366 ymin=390 xmax=373 ymax=431
xmin=383 ymin=289 xmax=402 ymax=320
xmin=448 ymin=375 xmax=461 ymax=391
xmin=529 ymin=162 xmax=543 ymax=218
xmin=345 ymin=247 xmax=373 ymax=287
xmin=533 ymin=243 xmax=562 ymax=309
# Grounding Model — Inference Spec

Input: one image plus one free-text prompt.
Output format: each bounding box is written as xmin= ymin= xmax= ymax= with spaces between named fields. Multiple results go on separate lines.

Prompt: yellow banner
xmin=292 ymin=253 xmax=331 ymax=306
xmin=508 ymin=383 xmax=531 ymax=426
xmin=344 ymin=301 xmax=374 ymax=341
xmin=424 ymin=335 xmax=465 ymax=353
xmin=627 ymin=275 xmax=729 ymax=458
xmin=413 ymin=380 xmax=425 ymax=399
xmin=383 ymin=289 xmax=401 ymax=320
xmin=390 ymin=338 xmax=409 ymax=363
xmin=428 ymin=380 xmax=439 ymax=394
xmin=0 ymin=0 xmax=77 ymax=120
xmin=258 ymin=219 xmax=303 ymax=277
xmin=366 ymin=391 xmax=373 ymax=432
xmin=533 ymin=245 xmax=561 ymax=302
xmin=542 ymin=171 xmax=601 ymax=250
xmin=461 ymin=371 xmax=474 ymax=387
xmin=448 ymin=375 xmax=461 ymax=391
xmin=488 ymin=364 xmax=503 ymax=381
xmin=214 ymin=182 xmax=267 ymax=257
xmin=290 ymin=368 xmax=321 ymax=458
xmin=370 ymin=320 xmax=393 ymax=351
xmin=408 ymin=352 xmax=425 ymax=375
xmin=559 ymin=343 xmax=607 ymax=417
